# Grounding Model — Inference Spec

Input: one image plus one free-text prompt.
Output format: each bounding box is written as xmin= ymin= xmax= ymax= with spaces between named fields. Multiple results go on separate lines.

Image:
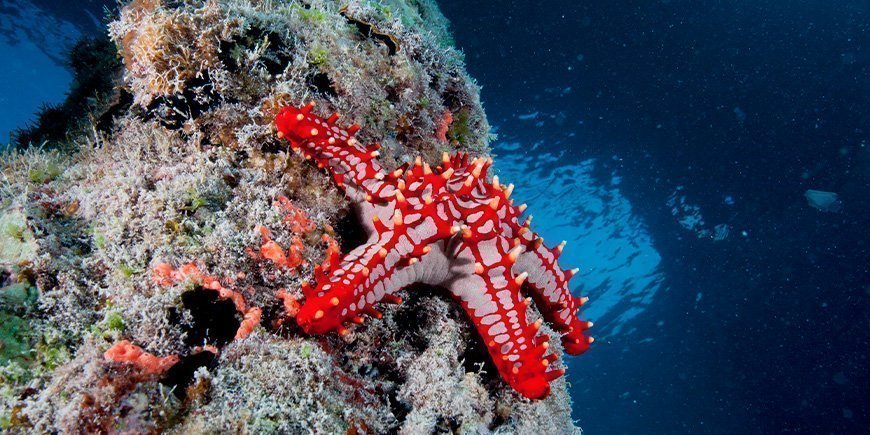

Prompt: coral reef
xmin=0 ymin=0 xmax=581 ymax=432
xmin=276 ymin=103 xmax=592 ymax=399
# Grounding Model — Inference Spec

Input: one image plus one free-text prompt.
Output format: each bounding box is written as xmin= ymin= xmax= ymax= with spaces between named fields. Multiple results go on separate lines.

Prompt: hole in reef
xmin=261 ymin=299 xmax=303 ymax=336
xmin=258 ymin=138 xmax=285 ymax=154
xmin=172 ymin=287 xmax=240 ymax=347
xmin=385 ymin=85 xmax=401 ymax=104
xmin=435 ymin=416 xmax=461 ymax=433
xmin=0 ymin=269 xmax=10 ymax=287
xmin=389 ymin=388 xmax=412 ymax=427
xmin=218 ymin=26 xmax=291 ymax=75
xmin=334 ymin=205 xmax=369 ymax=254
xmin=161 ymin=350 xmax=219 ymax=399
xmin=95 ymin=89 xmax=133 ymax=134
xmin=144 ymin=75 xmax=228 ymax=130
xmin=489 ymin=412 xmax=508 ymax=432
xmin=308 ymin=72 xmax=337 ymax=97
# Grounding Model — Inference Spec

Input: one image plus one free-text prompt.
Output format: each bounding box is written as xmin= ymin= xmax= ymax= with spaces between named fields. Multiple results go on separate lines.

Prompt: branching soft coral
xmin=110 ymin=0 xmax=236 ymax=105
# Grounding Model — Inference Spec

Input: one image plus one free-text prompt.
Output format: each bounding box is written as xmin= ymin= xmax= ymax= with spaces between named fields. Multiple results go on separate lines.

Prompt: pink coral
xmin=253 ymin=196 xmax=317 ymax=270
xmin=435 ymin=110 xmax=453 ymax=142
xmin=235 ymin=307 xmax=262 ymax=340
xmin=104 ymin=340 xmax=179 ymax=375
xmin=275 ymin=195 xmax=316 ymax=233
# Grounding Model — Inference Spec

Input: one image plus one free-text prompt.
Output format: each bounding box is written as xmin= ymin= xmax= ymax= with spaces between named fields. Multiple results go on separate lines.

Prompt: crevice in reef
xmin=172 ymin=287 xmax=241 ymax=347
xmin=143 ymin=75 xmax=224 ymax=130
xmin=218 ymin=26 xmax=292 ymax=75
xmin=335 ymin=205 xmax=369 ymax=254
xmin=308 ymin=72 xmax=338 ymax=98
xmin=459 ymin=312 xmax=501 ymax=387
xmin=161 ymin=350 xmax=219 ymax=399
xmin=94 ymin=89 xmax=134 ymax=134
xmin=389 ymin=388 xmax=412 ymax=429
xmin=393 ymin=284 xmax=440 ymax=352
xmin=435 ymin=416 xmax=461 ymax=433
xmin=396 ymin=285 xmax=502 ymax=388
xmin=262 ymin=299 xmax=302 ymax=336
xmin=339 ymin=6 xmax=400 ymax=56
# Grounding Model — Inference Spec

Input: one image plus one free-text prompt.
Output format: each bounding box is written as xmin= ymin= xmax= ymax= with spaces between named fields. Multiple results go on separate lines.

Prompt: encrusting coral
xmin=103 ymin=340 xmax=180 ymax=375
xmin=0 ymin=0 xmax=585 ymax=432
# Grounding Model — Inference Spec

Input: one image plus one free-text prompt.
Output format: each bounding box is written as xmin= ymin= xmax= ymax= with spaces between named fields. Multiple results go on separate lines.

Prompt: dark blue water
xmin=440 ymin=1 xmax=869 ymax=433
xmin=3 ymin=1 xmax=867 ymax=433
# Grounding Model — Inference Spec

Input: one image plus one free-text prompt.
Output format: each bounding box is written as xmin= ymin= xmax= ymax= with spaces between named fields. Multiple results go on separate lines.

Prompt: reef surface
xmin=0 ymin=1 xmax=581 ymax=433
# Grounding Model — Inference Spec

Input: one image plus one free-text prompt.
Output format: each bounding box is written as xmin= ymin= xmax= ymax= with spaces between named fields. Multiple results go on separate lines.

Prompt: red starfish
xmin=276 ymin=103 xmax=592 ymax=399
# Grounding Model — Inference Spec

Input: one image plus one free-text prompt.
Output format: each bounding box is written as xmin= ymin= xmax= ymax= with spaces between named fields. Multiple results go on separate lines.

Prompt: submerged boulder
xmin=1 ymin=0 xmax=579 ymax=433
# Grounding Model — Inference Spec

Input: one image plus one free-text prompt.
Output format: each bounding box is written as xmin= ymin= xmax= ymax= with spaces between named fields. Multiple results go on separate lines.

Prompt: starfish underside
xmin=276 ymin=103 xmax=592 ymax=399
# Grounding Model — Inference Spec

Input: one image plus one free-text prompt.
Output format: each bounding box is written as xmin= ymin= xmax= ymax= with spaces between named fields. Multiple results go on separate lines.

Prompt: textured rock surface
xmin=0 ymin=1 xmax=580 ymax=432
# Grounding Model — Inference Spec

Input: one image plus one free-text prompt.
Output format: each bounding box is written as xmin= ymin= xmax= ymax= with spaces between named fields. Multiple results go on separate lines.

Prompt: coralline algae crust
xmin=0 ymin=1 xmax=582 ymax=433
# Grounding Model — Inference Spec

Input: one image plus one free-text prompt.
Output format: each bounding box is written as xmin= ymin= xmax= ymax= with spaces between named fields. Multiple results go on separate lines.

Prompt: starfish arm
xmin=515 ymin=237 xmax=592 ymax=355
xmin=276 ymin=103 xmax=395 ymax=201
xmin=297 ymin=240 xmax=397 ymax=335
xmin=297 ymin=221 xmax=450 ymax=335
xmin=449 ymin=236 xmax=564 ymax=399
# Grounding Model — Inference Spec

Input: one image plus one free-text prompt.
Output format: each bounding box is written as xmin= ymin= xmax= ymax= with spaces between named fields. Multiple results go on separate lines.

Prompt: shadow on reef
xmin=161 ymin=350 xmax=219 ymax=400
xmin=333 ymin=283 xmax=508 ymax=431
xmin=334 ymin=205 xmax=369 ymax=255
xmin=13 ymin=35 xmax=124 ymax=149
xmin=142 ymin=75 xmax=226 ymax=131
xmin=171 ymin=287 xmax=241 ymax=348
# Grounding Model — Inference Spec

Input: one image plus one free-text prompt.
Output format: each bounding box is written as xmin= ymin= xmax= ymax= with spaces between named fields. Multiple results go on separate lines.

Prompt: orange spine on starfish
xmin=275 ymin=103 xmax=592 ymax=399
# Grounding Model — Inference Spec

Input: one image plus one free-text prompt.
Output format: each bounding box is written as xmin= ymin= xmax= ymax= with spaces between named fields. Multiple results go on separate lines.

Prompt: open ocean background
xmin=2 ymin=1 xmax=867 ymax=433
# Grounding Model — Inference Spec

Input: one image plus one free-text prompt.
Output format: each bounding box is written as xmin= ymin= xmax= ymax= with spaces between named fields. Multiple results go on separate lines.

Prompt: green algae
xmin=293 ymin=4 xmax=329 ymax=24
xmin=93 ymin=232 xmax=107 ymax=250
xmin=33 ymin=330 xmax=71 ymax=373
xmin=117 ymin=263 xmax=140 ymax=279
xmin=309 ymin=45 xmax=329 ymax=66
xmin=91 ymin=311 xmax=126 ymax=339
xmin=26 ymin=161 xmax=62 ymax=184
xmin=0 ymin=209 xmax=37 ymax=265
xmin=447 ymin=108 xmax=473 ymax=145
xmin=0 ymin=313 xmax=32 ymax=366
xmin=0 ymin=283 xmax=38 ymax=310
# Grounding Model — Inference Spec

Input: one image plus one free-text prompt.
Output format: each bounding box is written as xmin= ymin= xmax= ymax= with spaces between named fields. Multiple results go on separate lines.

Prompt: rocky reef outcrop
xmin=0 ymin=1 xmax=580 ymax=433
